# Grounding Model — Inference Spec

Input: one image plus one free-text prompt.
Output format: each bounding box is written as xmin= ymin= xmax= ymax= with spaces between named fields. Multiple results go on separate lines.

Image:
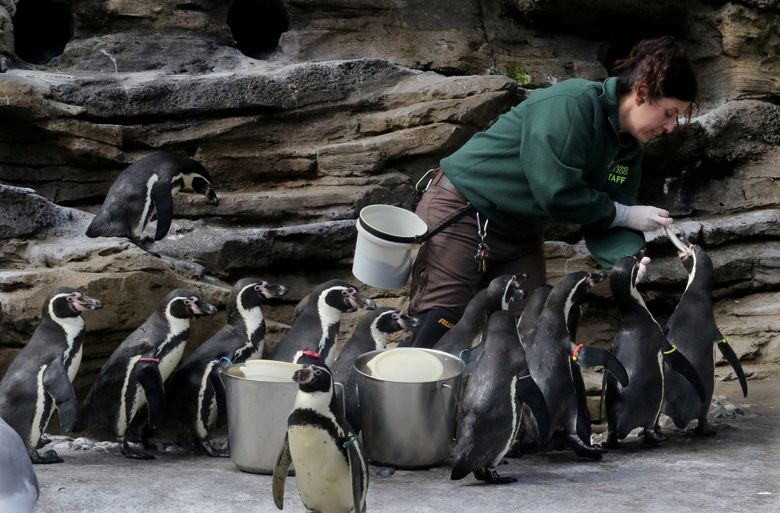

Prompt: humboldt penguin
xmin=0 ymin=416 xmax=38 ymax=512
xmin=266 ymin=280 xmax=376 ymax=367
xmin=331 ymin=308 xmax=419 ymax=432
xmin=0 ymin=288 xmax=102 ymax=463
xmin=164 ymin=278 xmax=289 ymax=456
xmin=604 ymin=255 xmax=706 ymax=448
xmin=432 ymin=274 xmax=527 ymax=360
xmin=74 ymin=289 xmax=217 ymax=459
xmin=450 ymin=310 xmax=549 ymax=484
xmin=86 ymin=151 xmax=219 ymax=243
xmin=662 ymin=228 xmax=748 ymax=435
xmin=522 ymin=271 xmax=628 ymax=459
xmin=273 ymin=363 xmax=368 ymax=513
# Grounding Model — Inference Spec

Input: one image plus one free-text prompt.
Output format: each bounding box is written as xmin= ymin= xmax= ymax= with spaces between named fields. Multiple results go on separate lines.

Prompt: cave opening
xmin=13 ymin=0 xmax=75 ymax=65
xmin=227 ymin=0 xmax=290 ymax=59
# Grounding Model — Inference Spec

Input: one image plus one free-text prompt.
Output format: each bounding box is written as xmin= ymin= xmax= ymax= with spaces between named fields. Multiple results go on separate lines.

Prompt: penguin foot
xmin=476 ymin=468 xmax=517 ymax=485
xmin=30 ymin=449 xmax=64 ymax=464
xmin=121 ymin=440 xmax=155 ymax=460
xmin=565 ymin=434 xmax=605 ymax=460
xmin=642 ymin=428 xmax=667 ymax=445
xmin=198 ymin=439 xmax=230 ymax=458
xmin=694 ymin=420 xmax=717 ymax=437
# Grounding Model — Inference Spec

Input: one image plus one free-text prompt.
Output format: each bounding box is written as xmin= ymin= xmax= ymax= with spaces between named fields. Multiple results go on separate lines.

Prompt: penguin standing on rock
xmin=266 ymin=280 xmax=376 ymax=367
xmin=662 ymin=228 xmax=748 ymax=435
xmin=0 ymin=416 xmax=38 ymax=513
xmin=0 ymin=288 xmax=103 ymax=463
xmin=431 ymin=274 xmax=527 ymax=358
xmin=74 ymin=289 xmax=217 ymax=459
xmin=165 ymin=278 xmax=289 ymax=456
xmin=522 ymin=272 xmax=628 ymax=460
xmin=86 ymin=151 xmax=219 ymax=244
xmin=273 ymin=363 xmax=368 ymax=513
xmin=331 ymin=308 xmax=419 ymax=432
xmin=450 ymin=310 xmax=548 ymax=484
xmin=604 ymin=255 xmax=706 ymax=448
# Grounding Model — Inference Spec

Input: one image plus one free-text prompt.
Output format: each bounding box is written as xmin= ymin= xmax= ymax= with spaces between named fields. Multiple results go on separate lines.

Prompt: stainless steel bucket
xmin=355 ymin=348 xmax=464 ymax=469
xmin=220 ymin=360 xmax=301 ymax=474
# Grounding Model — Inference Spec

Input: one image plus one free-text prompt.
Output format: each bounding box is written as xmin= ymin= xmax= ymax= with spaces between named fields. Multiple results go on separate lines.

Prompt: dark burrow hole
xmin=227 ymin=0 xmax=289 ymax=59
xmin=13 ymin=0 xmax=75 ymax=64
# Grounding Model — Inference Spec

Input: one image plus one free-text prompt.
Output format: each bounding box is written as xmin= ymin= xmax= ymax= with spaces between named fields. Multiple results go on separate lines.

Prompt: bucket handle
xmin=440 ymin=382 xmax=463 ymax=440
xmin=358 ymin=203 xmax=474 ymax=245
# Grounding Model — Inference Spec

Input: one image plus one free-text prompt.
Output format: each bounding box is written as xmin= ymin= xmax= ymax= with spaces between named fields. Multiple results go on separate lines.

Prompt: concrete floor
xmin=34 ymin=379 xmax=779 ymax=513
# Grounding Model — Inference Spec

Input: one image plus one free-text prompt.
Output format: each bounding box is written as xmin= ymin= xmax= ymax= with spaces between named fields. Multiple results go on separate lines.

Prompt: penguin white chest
xmin=288 ymin=425 xmax=353 ymax=513
xmin=158 ymin=341 xmax=187 ymax=382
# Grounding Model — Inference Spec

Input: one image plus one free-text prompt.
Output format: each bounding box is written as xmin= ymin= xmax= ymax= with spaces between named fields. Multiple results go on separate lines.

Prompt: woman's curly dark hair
xmin=613 ymin=36 xmax=699 ymax=122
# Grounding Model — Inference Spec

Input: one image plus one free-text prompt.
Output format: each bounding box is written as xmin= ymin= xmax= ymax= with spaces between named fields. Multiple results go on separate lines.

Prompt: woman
xmin=408 ymin=35 xmax=698 ymax=347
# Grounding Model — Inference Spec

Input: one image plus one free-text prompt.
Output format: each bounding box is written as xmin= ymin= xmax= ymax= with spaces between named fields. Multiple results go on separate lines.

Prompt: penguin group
xmin=0 ymin=149 xmax=752 ymax=512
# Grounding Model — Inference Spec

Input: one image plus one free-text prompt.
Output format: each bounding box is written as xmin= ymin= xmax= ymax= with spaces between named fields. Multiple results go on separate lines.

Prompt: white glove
xmin=613 ymin=203 xmax=673 ymax=232
xmin=635 ymin=256 xmax=651 ymax=284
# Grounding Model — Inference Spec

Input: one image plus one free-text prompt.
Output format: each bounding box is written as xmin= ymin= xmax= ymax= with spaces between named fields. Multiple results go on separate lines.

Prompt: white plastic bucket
xmin=353 ymin=204 xmax=428 ymax=289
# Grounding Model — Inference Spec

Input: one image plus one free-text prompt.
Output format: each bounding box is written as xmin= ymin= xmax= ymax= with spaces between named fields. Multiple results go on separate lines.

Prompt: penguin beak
xmin=205 ymin=188 xmax=219 ymax=206
xmin=73 ymin=294 xmax=103 ymax=312
xmin=349 ymin=294 xmax=376 ymax=311
xmin=189 ymin=299 xmax=218 ymax=316
xmin=399 ymin=314 xmax=421 ymax=330
xmin=664 ymin=226 xmax=691 ymax=254
xmin=587 ymin=272 xmax=607 ymax=286
xmin=263 ymin=284 xmax=289 ymax=298
xmin=293 ymin=367 xmax=314 ymax=384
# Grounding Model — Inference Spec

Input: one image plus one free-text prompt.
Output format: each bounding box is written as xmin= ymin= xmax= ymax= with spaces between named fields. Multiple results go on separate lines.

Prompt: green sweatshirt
xmin=441 ymin=77 xmax=645 ymax=269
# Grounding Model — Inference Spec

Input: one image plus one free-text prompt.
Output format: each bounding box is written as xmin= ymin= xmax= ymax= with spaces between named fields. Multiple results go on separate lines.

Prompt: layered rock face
xmin=1 ymin=0 xmax=778 ymax=395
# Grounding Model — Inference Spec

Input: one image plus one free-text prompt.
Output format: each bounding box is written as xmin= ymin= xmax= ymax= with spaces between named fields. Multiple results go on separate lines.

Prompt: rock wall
xmin=1 ymin=0 xmax=778 ymax=395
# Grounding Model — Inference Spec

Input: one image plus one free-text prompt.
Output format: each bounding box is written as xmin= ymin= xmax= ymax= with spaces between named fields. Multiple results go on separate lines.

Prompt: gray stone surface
xmin=31 ymin=378 xmax=780 ymax=513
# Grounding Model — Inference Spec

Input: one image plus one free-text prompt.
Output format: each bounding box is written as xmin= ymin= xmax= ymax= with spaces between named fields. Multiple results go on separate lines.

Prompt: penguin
xmin=450 ymin=310 xmax=549 ymax=484
xmin=662 ymin=228 xmax=748 ymax=435
xmin=266 ymin=280 xmax=376 ymax=367
xmin=164 ymin=278 xmax=289 ymax=456
xmin=85 ymin=151 xmax=219 ymax=243
xmin=0 ymin=287 xmax=103 ymax=463
xmin=74 ymin=289 xmax=217 ymax=459
xmin=331 ymin=308 xmax=419 ymax=432
xmin=273 ymin=363 xmax=368 ymax=513
xmin=432 ymin=274 xmax=527 ymax=359
xmin=604 ymin=255 xmax=707 ymax=448
xmin=0 ymin=416 xmax=38 ymax=513
xmin=521 ymin=271 xmax=628 ymax=460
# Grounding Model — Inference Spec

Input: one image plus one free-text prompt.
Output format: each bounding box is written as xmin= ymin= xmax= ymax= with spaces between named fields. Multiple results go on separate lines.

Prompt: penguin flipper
xmin=346 ymin=436 xmax=367 ymax=513
xmin=43 ymin=362 xmax=78 ymax=434
xmin=662 ymin=344 xmax=707 ymax=402
xmin=570 ymin=360 xmax=592 ymax=444
xmin=150 ymin=182 xmax=174 ymax=240
xmin=516 ymin=375 xmax=550 ymax=443
xmin=574 ymin=344 xmax=629 ymax=387
xmin=136 ymin=360 xmax=165 ymax=430
xmin=208 ymin=363 xmax=229 ymax=425
xmin=715 ymin=333 xmax=748 ymax=397
xmin=272 ymin=434 xmax=291 ymax=510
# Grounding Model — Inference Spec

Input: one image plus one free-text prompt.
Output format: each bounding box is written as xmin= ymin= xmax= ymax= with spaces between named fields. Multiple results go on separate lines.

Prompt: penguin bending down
xmin=522 ymin=272 xmax=628 ymax=460
xmin=164 ymin=278 xmax=289 ymax=456
xmin=432 ymin=274 xmax=527 ymax=359
xmin=266 ymin=280 xmax=376 ymax=367
xmin=74 ymin=290 xmax=217 ymax=459
xmin=662 ymin=229 xmax=748 ymax=435
xmin=450 ymin=311 xmax=549 ymax=484
xmin=0 ymin=288 xmax=103 ymax=463
xmin=331 ymin=308 xmax=419 ymax=432
xmin=273 ymin=363 xmax=368 ymax=513
xmin=604 ymin=256 xmax=706 ymax=448
xmin=0 ymin=416 xmax=38 ymax=512
xmin=86 ymin=151 xmax=219 ymax=243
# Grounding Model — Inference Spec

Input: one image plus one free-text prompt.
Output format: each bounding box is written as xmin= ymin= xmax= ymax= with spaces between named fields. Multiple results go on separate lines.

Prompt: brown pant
xmin=409 ymin=171 xmax=547 ymax=317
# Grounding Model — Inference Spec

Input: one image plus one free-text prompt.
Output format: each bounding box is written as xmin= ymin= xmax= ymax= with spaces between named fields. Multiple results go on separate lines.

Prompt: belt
xmin=431 ymin=169 xmax=465 ymax=199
